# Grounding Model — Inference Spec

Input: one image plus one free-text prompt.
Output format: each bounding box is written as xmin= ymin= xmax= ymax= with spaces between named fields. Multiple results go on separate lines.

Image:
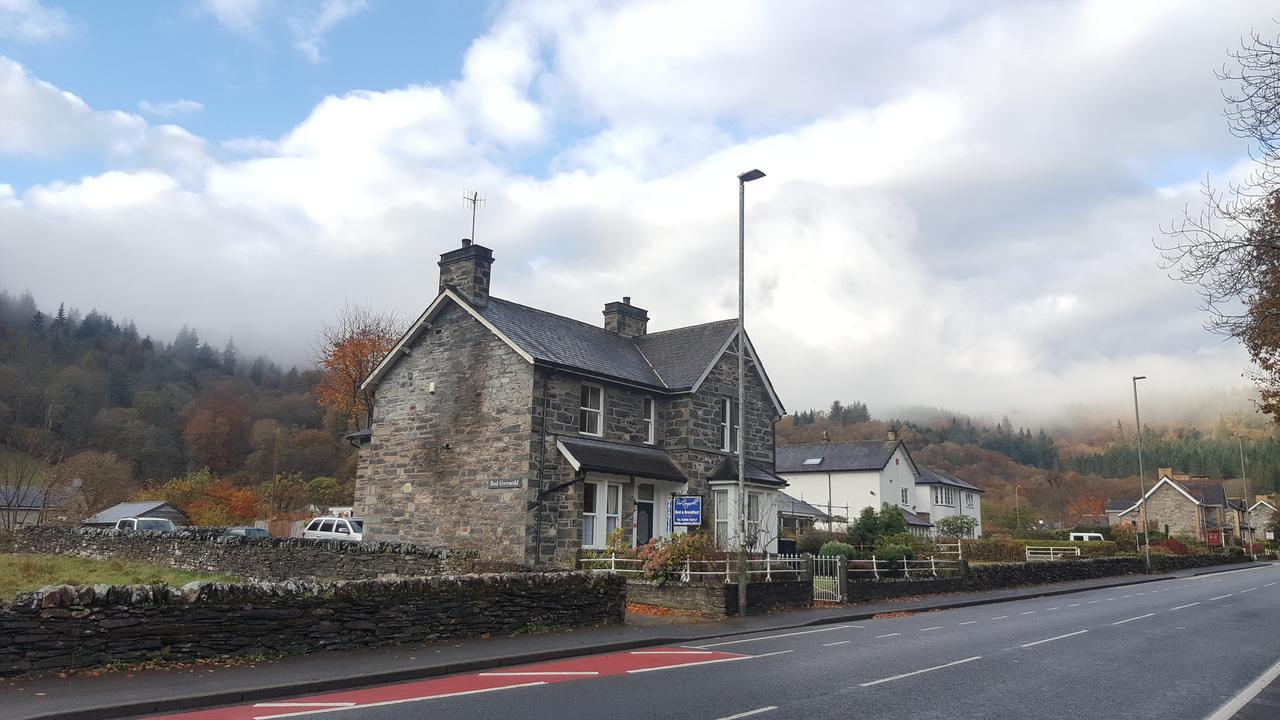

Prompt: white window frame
xmin=900 ymin=487 xmax=909 ymax=505
xmin=720 ymin=398 xmax=740 ymax=453
xmin=579 ymin=383 xmax=603 ymax=437
xmin=966 ymin=492 xmax=975 ymax=508
xmin=747 ymin=491 xmax=763 ymax=541
xmin=583 ymin=483 xmax=599 ymax=548
xmin=643 ymin=397 xmax=655 ymax=445
xmin=605 ymin=483 xmax=621 ymax=537
xmin=933 ymin=486 xmax=957 ymax=507
xmin=714 ymin=489 xmax=730 ymax=548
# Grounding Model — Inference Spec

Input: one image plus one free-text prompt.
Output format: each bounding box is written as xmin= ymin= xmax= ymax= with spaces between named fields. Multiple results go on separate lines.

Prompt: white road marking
xmin=715 ymin=707 xmax=778 ymax=720
xmin=858 ymin=656 xmax=983 ymax=687
xmin=1169 ymin=602 xmax=1200 ymax=611
xmin=1103 ymin=597 xmax=1117 ymax=601
xmin=1019 ymin=611 xmax=1036 ymax=615
xmin=1111 ymin=613 xmax=1155 ymax=626
xmin=250 ymin=682 xmax=548 ymax=720
xmin=691 ymin=626 xmax=860 ymax=648
xmin=920 ymin=626 xmax=944 ymax=632
xmin=1120 ymin=595 xmax=1132 ymax=599
xmin=823 ymin=640 xmax=852 ymax=647
xmin=991 ymin=616 xmax=1009 ymax=620
xmin=1046 ymin=607 xmax=1060 ymax=611
xmin=1087 ymin=600 xmax=1100 ymax=604
xmin=1020 ymin=630 xmax=1089 ymax=648
xmin=876 ymin=633 xmax=900 ymax=638
xmin=1241 ymin=587 xmax=1257 ymax=593
xmin=253 ymin=704 xmax=357 ymax=709
xmin=632 ymin=651 xmax=716 ymax=655
xmin=481 ymin=666 xmax=599 ymax=671
xmin=1204 ymin=656 xmax=1280 ymax=720
xmin=628 ymin=654 xmax=765 ymax=674
xmin=1209 ymin=594 xmax=1233 ymax=601
xmin=1264 ymin=582 xmax=1277 ymax=587
xmin=957 ymin=621 xmax=977 ymax=625
xmin=1067 ymin=603 xmax=1081 ymax=607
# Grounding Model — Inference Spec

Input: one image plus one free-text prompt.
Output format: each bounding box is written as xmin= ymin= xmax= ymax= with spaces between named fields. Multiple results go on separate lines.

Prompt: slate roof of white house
xmin=775 ymin=441 xmax=902 ymax=473
xmin=916 ymin=466 xmax=985 ymax=493
xmin=83 ymin=501 xmax=174 ymax=525
xmin=364 ymin=288 xmax=784 ymax=414
xmin=777 ymin=492 xmax=831 ymax=520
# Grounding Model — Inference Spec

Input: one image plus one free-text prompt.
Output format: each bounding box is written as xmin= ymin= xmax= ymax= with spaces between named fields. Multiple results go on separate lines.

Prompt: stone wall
xmin=626 ymin=579 xmax=811 ymax=617
xmin=845 ymin=554 xmax=1252 ymax=603
xmin=6 ymin=526 xmax=474 ymax=580
xmin=0 ymin=571 xmax=625 ymax=677
xmin=355 ymin=301 xmax=536 ymax=562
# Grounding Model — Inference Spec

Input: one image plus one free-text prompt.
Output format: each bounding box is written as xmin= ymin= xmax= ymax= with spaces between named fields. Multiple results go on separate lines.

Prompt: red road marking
xmin=146 ymin=647 xmax=747 ymax=720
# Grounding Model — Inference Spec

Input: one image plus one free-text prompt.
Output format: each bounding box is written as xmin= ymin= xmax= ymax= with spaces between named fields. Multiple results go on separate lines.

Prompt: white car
xmin=115 ymin=517 xmax=178 ymax=533
xmin=302 ymin=516 xmax=364 ymax=542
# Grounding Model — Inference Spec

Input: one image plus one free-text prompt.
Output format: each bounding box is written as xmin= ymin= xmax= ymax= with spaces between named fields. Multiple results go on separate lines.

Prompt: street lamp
xmin=1238 ymin=435 xmax=1255 ymax=560
xmin=1132 ymin=376 xmax=1151 ymax=571
xmin=737 ymin=168 xmax=765 ymax=618
xmin=1014 ymin=485 xmax=1021 ymax=531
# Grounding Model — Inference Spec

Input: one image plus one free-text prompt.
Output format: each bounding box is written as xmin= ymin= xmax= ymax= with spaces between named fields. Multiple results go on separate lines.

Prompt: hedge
xmin=962 ymin=538 xmax=1118 ymax=562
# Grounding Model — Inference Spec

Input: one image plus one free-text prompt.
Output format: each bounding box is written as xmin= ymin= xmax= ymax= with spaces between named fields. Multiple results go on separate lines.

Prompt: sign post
xmin=672 ymin=496 xmax=702 ymax=527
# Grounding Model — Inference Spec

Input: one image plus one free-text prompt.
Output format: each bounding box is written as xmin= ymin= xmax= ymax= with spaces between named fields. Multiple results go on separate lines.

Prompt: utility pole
xmin=1132 ymin=376 xmax=1151 ymax=571
xmin=1014 ymin=485 xmax=1020 ymax=531
xmin=1239 ymin=435 xmax=1255 ymax=560
xmin=736 ymin=169 xmax=765 ymax=618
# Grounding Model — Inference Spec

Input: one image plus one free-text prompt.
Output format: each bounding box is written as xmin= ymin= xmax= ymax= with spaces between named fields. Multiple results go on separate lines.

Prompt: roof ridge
xmin=638 ymin=317 xmax=738 ymax=338
xmin=779 ymin=440 xmax=896 ymax=447
xmin=633 ymin=342 xmax=668 ymax=388
xmin=489 ymin=295 xmax=627 ymax=339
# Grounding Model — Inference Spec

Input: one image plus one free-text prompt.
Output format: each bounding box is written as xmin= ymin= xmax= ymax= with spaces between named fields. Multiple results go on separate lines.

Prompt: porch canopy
xmin=707 ymin=457 xmax=788 ymax=488
xmin=556 ymin=436 xmax=688 ymax=483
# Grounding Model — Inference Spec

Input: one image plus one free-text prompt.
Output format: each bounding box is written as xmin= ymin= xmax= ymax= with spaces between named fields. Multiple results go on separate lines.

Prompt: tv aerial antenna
xmin=463 ymin=189 xmax=486 ymax=241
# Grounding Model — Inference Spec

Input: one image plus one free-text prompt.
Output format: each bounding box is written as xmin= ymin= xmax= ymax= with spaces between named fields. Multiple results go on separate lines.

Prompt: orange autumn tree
xmin=311 ymin=302 xmax=402 ymax=430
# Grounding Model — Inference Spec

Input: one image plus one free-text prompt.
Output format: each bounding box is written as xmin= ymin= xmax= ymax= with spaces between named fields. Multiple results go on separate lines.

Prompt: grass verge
xmin=0 ymin=553 xmax=239 ymax=600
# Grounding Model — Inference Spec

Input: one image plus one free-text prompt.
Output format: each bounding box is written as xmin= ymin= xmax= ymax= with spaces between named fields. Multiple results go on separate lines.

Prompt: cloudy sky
xmin=0 ymin=0 xmax=1274 ymax=421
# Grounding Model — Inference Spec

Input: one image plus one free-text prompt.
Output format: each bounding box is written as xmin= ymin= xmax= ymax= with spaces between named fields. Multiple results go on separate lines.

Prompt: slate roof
xmin=556 ymin=436 xmax=687 ymax=482
xmin=775 ymin=441 xmax=901 ymax=473
xmin=900 ymin=506 xmax=934 ymax=528
xmin=1106 ymin=499 xmax=1135 ymax=513
xmin=777 ymin=492 xmax=831 ymax=520
xmin=635 ymin=320 xmax=739 ymax=389
xmin=83 ymin=501 xmax=175 ymax=525
xmin=0 ymin=485 xmax=49 ymax=509
xmin=1182 ymin=481 xmax=1227 ymax=507
xmin=707 ymin=457 xmax=788 ymax=488
xmin=916 ymin=466 xmax=985 ymax=493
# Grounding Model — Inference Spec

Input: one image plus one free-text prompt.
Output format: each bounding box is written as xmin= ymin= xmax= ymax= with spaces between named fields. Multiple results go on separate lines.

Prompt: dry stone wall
xmin=6 ymin=526 xmax=474 ymax=580
xmin=0 ymin=572 xmax=625 ymax=676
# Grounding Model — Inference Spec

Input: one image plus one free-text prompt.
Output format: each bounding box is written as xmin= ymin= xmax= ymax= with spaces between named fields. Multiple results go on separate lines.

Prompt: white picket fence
xmin=845 ymin=555 xmax=962 ymax=579
xmin=579 ymin=553 xmax=807 ymax=583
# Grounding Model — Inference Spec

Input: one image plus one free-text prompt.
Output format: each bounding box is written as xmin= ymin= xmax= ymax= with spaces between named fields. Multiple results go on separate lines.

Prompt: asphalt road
xmin=151 ymin=563 xmax=1280 ymax=720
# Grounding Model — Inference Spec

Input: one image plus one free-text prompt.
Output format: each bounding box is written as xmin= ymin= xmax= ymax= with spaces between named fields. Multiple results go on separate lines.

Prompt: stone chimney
xmin=603 ymin=296 xmax=649 ymax=338
xmin=438 ymin=239 xmax=494 ymax=307
xmin=886 ymin=427 xmax=898 ymax=441
xmin=1157 ymin=467 xmax=1173 ymax=480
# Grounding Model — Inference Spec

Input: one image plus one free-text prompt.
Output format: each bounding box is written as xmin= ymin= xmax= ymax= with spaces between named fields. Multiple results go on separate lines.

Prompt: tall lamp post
xmin=1014 ymin=485 xmax=1021 ymax=531
xmin=1238 ymin=435 xmax=1255 ymax=560
xmin=1132 ymin=376 xmax=1151 ymax=571
xmin=737 ymin=168 xmax=765 ymax=618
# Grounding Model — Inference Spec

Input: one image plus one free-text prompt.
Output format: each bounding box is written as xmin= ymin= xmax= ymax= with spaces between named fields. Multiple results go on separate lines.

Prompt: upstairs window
xmin=900 ymin=488 xmax=909 ymax=504
xmin=966 ymin=492 xmax=975 ymax=508
xmin=579 ymin=384 xmax=603 ymax=436
xmin=643 ymin=398 xmax=655 ymax=444
xmin=720 ymin=398 xmax=740 ymax=452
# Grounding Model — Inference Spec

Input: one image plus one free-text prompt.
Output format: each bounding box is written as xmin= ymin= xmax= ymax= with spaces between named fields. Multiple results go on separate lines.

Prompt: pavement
xmin=3 ymin=563 xmax=1267 ymax=720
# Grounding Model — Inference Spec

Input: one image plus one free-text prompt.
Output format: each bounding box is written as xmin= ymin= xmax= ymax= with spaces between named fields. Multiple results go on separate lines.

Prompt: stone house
xmin=1110 ymin=469 xmax=1240 ymax=545
xmin=774 ymin=435 xmax=983 ymax=538
xmin=1250 ymin=499 xmax=1277 ymax=540
xmin=352 ymin=240 xmax=787 ymax=566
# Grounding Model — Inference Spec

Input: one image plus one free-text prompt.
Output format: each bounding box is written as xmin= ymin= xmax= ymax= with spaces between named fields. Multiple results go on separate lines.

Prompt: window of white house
xmin=605 ymin=484 xmax=621 ymax=536
xmin=747 ymin=491 xmax=762 ymax=542
xmin=966 ymin=492 xmax=975 ymax=508
xmin=932 ymin=486 xmax=957 ymax=506
xmin=579 ymin=384 xmax=603 ymax=436
xmin=714 ymin=489 xmax=729 ymax=547
xmin=582 ymin=483 xmax=598 ymax=548
xmin=643 ymin=398 xmax=655 ymax=444
xmin=900 ymin=488 xmax=909 ymax=504
xmin=720 ymin=398 xmax=740 ymax=452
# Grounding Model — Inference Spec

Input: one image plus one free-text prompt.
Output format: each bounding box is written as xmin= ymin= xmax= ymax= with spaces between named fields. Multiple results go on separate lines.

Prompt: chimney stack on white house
xmin=603 ymin=296 xmax=649 ymax=338
xmin=438 ymin=239 xmax=494 ymax=307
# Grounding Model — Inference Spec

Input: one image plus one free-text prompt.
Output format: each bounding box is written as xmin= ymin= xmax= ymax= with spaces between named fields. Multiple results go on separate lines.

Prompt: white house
xmin=775 ymin=433 xmax=984 ymax=538
xmin=916 ymin=467 xmax=984 ymax=538
xmin=774 ymin=433 xmax=921 ymax=527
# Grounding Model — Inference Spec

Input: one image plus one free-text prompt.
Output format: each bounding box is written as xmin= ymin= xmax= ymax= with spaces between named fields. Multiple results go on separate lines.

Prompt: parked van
xmin=115 ymin=517 xmax=177 ymax=533
xmin=302 ymin=516 xmax=364 ymax=542
xmin=1069 ymin=532 xmax=1104 ymax=542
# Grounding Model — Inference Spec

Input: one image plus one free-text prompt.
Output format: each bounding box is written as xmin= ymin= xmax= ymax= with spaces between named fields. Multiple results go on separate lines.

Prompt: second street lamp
xmin=737 ymin=168 xmax=765 ymax=618
xmin=1132 ymin=375 xmax=1151 ymax=571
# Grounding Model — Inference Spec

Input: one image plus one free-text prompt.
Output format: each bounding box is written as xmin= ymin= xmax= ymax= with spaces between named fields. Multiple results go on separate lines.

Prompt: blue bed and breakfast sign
xmin=672 ymin=495 xmax=702 ymax=526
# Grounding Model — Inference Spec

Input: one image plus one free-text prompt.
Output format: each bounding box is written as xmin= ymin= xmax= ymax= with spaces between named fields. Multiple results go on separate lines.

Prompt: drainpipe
xmin=534 ymin=372 xmax=551 ymax=565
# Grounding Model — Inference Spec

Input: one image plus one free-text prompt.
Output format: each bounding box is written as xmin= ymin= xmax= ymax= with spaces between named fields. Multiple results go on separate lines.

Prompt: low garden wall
xmin=0 ymin=571 xmax=625 ymax=676
xmin=845 ymin=554 xmax=1251 ymax=603
xmin=627 ymin=580 xmax=813 ymax=617
xmin=5 ymin=526 xmax=478 ymax=580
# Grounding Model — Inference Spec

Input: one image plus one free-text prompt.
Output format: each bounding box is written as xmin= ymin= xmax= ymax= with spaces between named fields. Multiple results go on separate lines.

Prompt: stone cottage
xmin=1109 ymin=468 xmax=1242 ymax=545
xmin=351 ymin=239 xmax=787 ymax=566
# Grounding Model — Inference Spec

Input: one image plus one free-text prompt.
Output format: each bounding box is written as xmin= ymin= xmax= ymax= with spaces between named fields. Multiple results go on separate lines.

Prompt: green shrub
xmin=960 ymin=538 xmax=1119 ymax=562
xmin=875 ymin=532 xmax=917 ymax=551
xmin=875 ymin=544 xmax=913 ymax=577
xmin=797 ymin=530 xmax=841 ymax=555
xmin=818 ymin=541 xmax=859 ymax=560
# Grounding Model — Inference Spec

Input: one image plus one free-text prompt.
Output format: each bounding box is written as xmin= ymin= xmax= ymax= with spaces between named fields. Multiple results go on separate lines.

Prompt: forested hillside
xmin=0 ymin=290 xmax=356 ymax=522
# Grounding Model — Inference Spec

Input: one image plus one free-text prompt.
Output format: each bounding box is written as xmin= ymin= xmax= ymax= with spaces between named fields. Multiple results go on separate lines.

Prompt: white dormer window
xmin=579 ymin=384 xmax=603 ymax=436
xmin=643 ymin=398 xmax=655 ymax=444
xmin=720 ymin=398 xmax=740 ymax=452
xmin=803 ymin=457 xmax=822 ymax=466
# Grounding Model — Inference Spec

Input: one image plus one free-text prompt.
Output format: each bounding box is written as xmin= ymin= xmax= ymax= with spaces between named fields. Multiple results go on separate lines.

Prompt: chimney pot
xmin=603 ymin=298 xmax=649 ymax=338
xmin=623 ymin=296 xmax=631 ymax=305
xmin=461 ymin=238 xmax=472 ymax=247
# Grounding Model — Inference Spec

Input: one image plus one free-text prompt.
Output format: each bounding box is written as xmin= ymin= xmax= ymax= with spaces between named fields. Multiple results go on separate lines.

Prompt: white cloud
xmin=292 ymin=0 xmax=367 ymax=63
xmin=138 ymin=99 xmax=204 ymax=117
xmin=1 ymin=0 xmax=1276 ymax=421
xmin=199 ymin=0 xmax=263 ymax=33
xmin=0 ymin=0 xmax=69 ymax=41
